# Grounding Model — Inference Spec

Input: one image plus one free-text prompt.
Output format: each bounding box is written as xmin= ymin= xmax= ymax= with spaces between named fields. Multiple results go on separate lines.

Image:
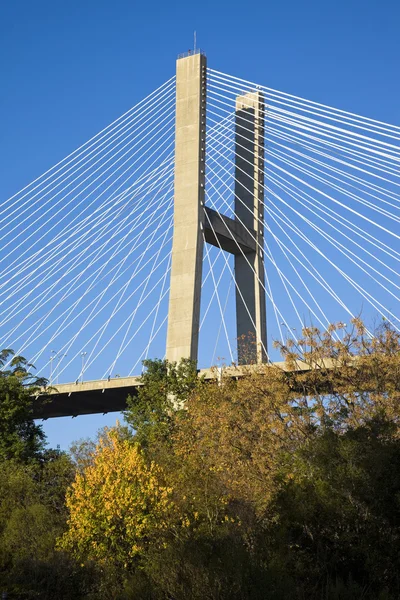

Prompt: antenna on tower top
xmin=194 ymin=31 xmax=197 ymax=52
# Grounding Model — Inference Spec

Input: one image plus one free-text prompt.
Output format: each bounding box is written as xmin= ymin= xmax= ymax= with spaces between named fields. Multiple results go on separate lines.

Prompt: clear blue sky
xmin=1 ymin=0 xmax=399 ymax=449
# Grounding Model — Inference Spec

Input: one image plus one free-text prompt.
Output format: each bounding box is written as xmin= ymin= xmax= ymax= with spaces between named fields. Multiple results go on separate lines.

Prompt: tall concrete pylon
xmin=165 ymin=51 xmax=207 ymax=364
xmin=234 ymin=92 xmax=267 ymax=363
xmin=166 ymin=52 xmax=267 ymax=365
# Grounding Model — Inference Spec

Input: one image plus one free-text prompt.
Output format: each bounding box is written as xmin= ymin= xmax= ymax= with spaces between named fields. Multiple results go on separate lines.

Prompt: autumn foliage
xmin=60 ymin=427 xmax=173 ymax=568
xmin=2 ymin=319 xmax=399 ymax=598
xmin=55 ymin=319 xmax=400 ymax=599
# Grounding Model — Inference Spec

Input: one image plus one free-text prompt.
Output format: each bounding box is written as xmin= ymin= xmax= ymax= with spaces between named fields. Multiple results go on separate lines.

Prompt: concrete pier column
xmin=166 ymin=52 xmax=207 ymax=363
xmin=234 ymin=91 xmax=267 ymax=363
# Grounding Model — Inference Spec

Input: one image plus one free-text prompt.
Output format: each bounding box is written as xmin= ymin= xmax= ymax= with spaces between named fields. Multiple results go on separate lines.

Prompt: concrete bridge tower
xmin=166 ymin=51 xmax=267 ymax=365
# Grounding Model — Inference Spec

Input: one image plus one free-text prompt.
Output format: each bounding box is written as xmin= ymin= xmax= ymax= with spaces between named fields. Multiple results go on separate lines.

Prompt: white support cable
xmin=0 ymin=115 xmax=175 ymax=281
xmin=0 ymin=130 xmax=175 ymax=299
xmin=260 ymin=149 xmax=400 ymax=265
xmin=14 ymin=184 xmax=174 ymax=348
xmin=85 ymin=233 xmax=172 ymax=377
xmin=7 ymin=118 xmax=234 ymax=370
xmin=267 ymin=112 xmax=400 ymax=177
xmin=207 ymin=70 xmax=400 ymax=136
xmin=207 ymin=72 xmax=400 ymax=139
xmin=262 ymin=172 xmax=400 ymax=299
xmin=28 ymin=224 xmax=174 ymax=373
xmin=111 ymin=121 xmax=244 ymax=374
xmin=10 ymin=180 xmax=175 ymax=359
xmin=207 ymin=102 xmax=400 ymax=224
xmin=267 ymin=112 xmax=400 ymax=181
xmin=0 ymin=104 xmax=176 ymax=267
xmin=206 ymin=108 xmax=400 ymax=277
xmin=201 ymin=229 xmax=235 ymax=363
xmin=268 ymin=104 xmax=400 ymax=158
xmin=266 ymin=146 xmax=400 ymax=225
xmin=0 ymin=142 xmax=175 ymax=295
xmin=211 ymin=108 xmax=394 ymax=237
xmin=0 ymin=151 xmax=174 ymax=287
xmin=260 ymin=185 xmax=400 ymax=329
xmin=2 ymin=179 xmax=174 ymax=341
xmin=263 ymin=119 xmax=400 ymax=196
xmin=267 ymin=112 xmax=400 ymax=172
xmin=261 ymin=248 xmax=285 ymax=345
xmin=207 ymin=79 xmax=400 ymax=149
xmin=262 ymin=235 xmax=308 ymax=332
xmin=266 ymin=155 xmax=400 ymax=242
xmin=0 ymin=159 xmax=174 ymax=326
xmin=0 ymin=82 xmax=176 ymax=231
xmin=10 ymin=79 xmax=400 ymax=378
xmin=210 ymin=166 xmax=343 ymax=335
xmin=208 ymin=107 xmax=400 ymax=244
xmin=263 ymin=175 xmax=400 ymax=303
xmin=206 ymin=85 xmax=400 ymax=171
xmin=105 ymin=200 xmax=175 ymax=376
xmin=208 ymin=80 xmax=400 ymax=156
xmin=206 ymin=168 xmax=326 ymax=337
xmin=72 ymin=265 xmax=173 ymax=381
xmin=206 ymin=109 xmax=400 ymax=280
xmin=207 ymin=94 xmax=400 ymax=181
xmin=207 ymin=86 xmax=400 ymax=168
xmin=211 ymin=277 xmax=234 ymax=366
xmin=208 ymin=119 xmax=400 ymax=324
xmin=266 ymin=126 xmax=400 ymax=205
xmin=262 ymin=258 xmax=292 ymax=345
xmin=143 ymin=253 xmax=172 ymax=366
xmin=33 ymin=234 xmax=174 ymax=378
xmin=267 ymin=168 xmax=400 ymax=273
xmin=199 ymin=250 xmax=227 ymax=330
xmin=261 ymin=192 xmax=360 ymax=319
xmin=3 ymin=101 xmax=174 ymax=286
xmin=6 ymin=198 xmax=174 ymax=361
xmin=205 ymin=161 xmax=332 ymax=334
xmin=0 ymin=129 xmax=175 ymax=299
xmin=0 ymin=156 xmax=175 ymax=306
xmin=208 ymin=100 xmax=400 ymax=197
xmin=265 ymin=191 xmax=400 ymax=329
xmin=1 ymin=101 xmax=274 ymax=380
xmin=129 ymin=312 xmax=169 ymax=376
xmin=202 ymin=195 xmax=270 ymax=361
xmin=205 ymin=135 xmax=378 ymax=334
xmin=1 ymin=76 xmax=176 ymax=212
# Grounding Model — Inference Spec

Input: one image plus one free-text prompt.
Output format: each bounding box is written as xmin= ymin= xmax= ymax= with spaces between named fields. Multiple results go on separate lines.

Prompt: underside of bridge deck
xmin=32 ymin=377 xmax=142 ymax=420
xmin=32 ymin=361 xmax=319 ymax=420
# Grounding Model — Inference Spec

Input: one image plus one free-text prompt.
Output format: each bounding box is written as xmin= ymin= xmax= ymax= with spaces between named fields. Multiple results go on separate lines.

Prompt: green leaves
xmin=124 ymin=358 xmax=199 ymax=450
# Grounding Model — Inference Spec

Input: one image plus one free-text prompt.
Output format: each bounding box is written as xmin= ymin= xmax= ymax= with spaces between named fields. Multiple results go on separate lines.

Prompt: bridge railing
xmin=177 ymin=48 xmax=206 ymax=59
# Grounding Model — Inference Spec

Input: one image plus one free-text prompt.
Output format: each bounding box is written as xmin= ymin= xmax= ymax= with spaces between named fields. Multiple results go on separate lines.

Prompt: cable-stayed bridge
xmin=1 ymin=50 xmax=399 ymax=418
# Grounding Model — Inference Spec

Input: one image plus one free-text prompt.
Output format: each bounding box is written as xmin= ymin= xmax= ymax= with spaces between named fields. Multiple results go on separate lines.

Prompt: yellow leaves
xmin=181 ymin=516 xmax=191 ymax=528
xmin=59 ymin=426 xmax=173 ymax=567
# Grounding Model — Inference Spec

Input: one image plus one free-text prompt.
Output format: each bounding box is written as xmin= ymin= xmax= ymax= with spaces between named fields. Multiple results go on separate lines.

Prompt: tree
xmin=61 ymin=320 xmax=400 ymax=599
xmin=60 ymin=426 xmax=173 ymax=572
xmin=0 ymin=453 xmax=95 ymax=600
xmin=0 ymin=349 xmax=98 ymax=598
xmin=268 ymin=418 xmax=400 ymax=598
xmin=124 ymin=358 xmax=200 ymax=450
xmin=0 ymin=349 xmax=48 ymax=462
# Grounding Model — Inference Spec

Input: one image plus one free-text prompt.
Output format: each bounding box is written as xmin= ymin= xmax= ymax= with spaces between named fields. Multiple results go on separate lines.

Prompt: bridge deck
xmin=33 ymin=361 xmax=313 ymax=419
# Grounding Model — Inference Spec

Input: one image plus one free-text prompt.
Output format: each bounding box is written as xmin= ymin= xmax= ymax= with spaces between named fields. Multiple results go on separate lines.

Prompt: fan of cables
xmin=199 ymin=68 xmax=400 ymax=364
xmin=0 ymin=78 xmax=178 ymax=383
xmin=1 ymin=68 xmax=399 ymax=380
